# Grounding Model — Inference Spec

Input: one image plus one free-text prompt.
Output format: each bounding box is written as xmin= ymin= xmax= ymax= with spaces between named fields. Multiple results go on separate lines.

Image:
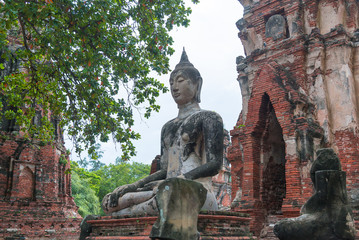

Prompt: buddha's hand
xmin=108 ymin=183 xmax=138 ymax=208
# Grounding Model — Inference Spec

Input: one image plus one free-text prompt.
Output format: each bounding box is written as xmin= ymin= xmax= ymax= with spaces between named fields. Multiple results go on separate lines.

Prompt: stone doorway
xmin=258 ymin=93 xmax=286 ymax=214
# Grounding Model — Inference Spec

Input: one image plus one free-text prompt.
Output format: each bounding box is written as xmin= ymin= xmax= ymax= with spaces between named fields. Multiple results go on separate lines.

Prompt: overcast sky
xmin=67 ymin=0 xmax=245 ymax=165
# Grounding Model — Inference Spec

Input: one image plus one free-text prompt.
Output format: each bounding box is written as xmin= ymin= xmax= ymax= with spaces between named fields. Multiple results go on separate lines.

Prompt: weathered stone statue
xmin=102 ymin=49 xmax=223 ymax=217
xmin=274 ymin=148 xmax=356 ymax=240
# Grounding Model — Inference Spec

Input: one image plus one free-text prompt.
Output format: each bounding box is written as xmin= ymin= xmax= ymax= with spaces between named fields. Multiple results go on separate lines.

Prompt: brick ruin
xmin=0 ymin=38 xmax=81 ymax=239
xmin=228 ymin=0 xmax=359 ymax=237
xmin=0 ymin=123 xmax=82 ymax=239
xmin=3 ymin=0 xmax=359 ymax=239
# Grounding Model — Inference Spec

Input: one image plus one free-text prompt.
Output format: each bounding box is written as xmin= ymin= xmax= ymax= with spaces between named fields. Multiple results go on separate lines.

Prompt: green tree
xmin=70 ymin=160 xmax=150 ymax=216
xmin=0 ymin=0 xmax=199 ymax=159
xmin=71 ymin=161 xmax=102 ymax=216
xmin=94 ymin=161 xmax=151 ymax=202
xmin=78 ymin=143 xmax=105 ymax=171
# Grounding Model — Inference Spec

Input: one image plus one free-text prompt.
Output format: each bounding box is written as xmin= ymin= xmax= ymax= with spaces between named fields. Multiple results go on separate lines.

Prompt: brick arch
xmin=235 ymin=63 xmax=303 ymax=234
xmin=254 ymin=93 xmax=286 ymax=213
xmin=245 ymin=91 xmax=289 ymax=199
xmin=245 ymin=63 xmax=295 ymax=137
xmin=242 ymin=62 xmax=297 ymax=198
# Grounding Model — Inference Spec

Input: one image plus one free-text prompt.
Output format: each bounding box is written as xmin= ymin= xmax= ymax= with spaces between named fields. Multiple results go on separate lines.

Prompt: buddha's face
xmin=170 ymin=70 xmax=197 ymax=106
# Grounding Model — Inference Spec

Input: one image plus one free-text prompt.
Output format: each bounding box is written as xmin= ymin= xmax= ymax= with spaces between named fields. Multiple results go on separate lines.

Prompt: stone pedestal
xmin=84 ymin=211 xmax=255 ymax=240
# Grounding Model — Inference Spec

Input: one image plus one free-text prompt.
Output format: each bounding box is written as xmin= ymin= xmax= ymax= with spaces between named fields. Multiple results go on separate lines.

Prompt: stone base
xmin=85 ymin=211 xmax=255 ymax=240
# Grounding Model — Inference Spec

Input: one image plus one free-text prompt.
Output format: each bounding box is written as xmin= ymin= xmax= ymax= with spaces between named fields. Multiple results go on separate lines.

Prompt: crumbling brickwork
xmin=0 ymin=132 xmax=82 ymax=239
xmin=212 ymin=130 xmax=232 ymax=210
xmin=228 ymin=0 xmax=359 ymax=237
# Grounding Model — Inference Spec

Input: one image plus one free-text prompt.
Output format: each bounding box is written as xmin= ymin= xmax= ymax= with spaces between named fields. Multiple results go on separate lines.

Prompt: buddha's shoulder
xmin=161 ymin=110 xmax=222 ymax=132
xmin=190 ymin=109 xmax=223 ymax=122
xmin=161 ymin=118 xmax=179 ymax=131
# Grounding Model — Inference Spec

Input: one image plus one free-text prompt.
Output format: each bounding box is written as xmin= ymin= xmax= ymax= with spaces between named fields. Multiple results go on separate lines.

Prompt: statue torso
xmin=161 ymin=110 xmax=211 ymax=179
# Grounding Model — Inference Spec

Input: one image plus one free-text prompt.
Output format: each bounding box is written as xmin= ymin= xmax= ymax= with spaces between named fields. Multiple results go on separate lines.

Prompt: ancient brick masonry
xmin=212 ymin=129 xmax=232 ymax=210
xmin=0 ymin=125 xmax=82 ymax=239
xmin=228 ymin=0 xmax=359 ymax=237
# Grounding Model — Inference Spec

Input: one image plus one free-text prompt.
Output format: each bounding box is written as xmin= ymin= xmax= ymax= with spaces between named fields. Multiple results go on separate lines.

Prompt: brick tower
xmin=228 ymin=0 xmax=359 ymax=236
xmin=0 ymin=37 xmax=81 ymax=239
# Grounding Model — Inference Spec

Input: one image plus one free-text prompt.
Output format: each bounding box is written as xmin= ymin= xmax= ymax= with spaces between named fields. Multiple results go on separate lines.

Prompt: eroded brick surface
xmin=212 ymin=130 xmax=232 ymax=210
xmin=229 ymin=0 xmax=359 ymax=238
xmin=0 ymin=133 xmax=82 ymax=239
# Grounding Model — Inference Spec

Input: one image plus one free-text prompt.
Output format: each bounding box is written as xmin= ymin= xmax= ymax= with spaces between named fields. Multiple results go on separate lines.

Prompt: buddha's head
xmin=169 ymin=49 xmax=202 ymax=106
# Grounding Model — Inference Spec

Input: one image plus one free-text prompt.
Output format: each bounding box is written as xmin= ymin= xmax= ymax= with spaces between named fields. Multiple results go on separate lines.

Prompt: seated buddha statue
xmin=102 ymin=49 xmax=224 ymax=216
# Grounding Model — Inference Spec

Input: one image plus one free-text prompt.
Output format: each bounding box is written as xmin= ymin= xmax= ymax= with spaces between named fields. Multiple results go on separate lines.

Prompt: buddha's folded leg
xmin=112 ymin=196 xmax=158 ymax=217
xmin=105 ymin=190 xmax=155 ymax=214
xmin=119 ymin=190 xmax=155 ymax=209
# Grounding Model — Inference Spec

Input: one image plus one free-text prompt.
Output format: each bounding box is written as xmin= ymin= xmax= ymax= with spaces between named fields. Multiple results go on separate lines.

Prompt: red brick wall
xmin=230 ymin=0 xmax=359 ymax=235
xmin=0 ymin=133 xmax=82 ymax=239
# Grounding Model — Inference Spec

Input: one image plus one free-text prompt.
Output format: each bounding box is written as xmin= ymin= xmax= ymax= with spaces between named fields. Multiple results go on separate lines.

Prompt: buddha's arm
xmin=134 ymin=169 xmax=167 ymax=188
xmin=184 ymin=112 xmax=223 ymax=180
xmin=108 ymin=124 xmax=170 ymax=208
xmin=108 ymin=169 xmax=166 ymax=208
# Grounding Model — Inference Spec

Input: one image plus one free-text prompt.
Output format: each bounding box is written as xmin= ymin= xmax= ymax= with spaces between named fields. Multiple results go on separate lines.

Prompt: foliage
xmin=94 ymin=161 xmax=151 ymax=202
xmin=115 ymin=156 xmax=124 ymax=165
xmin=77 ymin=143 xmax=105 ymax=171
xmin=71 ymin=161 xmax=102 ymax=216
xmin=0 ymin=0 xmax=199 ymax=160
xmin=71 ymin=161 xmax=101 ymax=194
xmin=235 ymin=124 xmax=245 ymax=129
xmin=59 ymin=154 xmax=68 ymax=165
xmin=70 ymin=160 xmax=151 ymax=216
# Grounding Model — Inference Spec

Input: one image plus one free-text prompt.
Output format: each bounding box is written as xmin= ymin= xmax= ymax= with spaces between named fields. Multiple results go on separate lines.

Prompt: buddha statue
xmin=102 ymin=49 xmax=224 ymax=216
